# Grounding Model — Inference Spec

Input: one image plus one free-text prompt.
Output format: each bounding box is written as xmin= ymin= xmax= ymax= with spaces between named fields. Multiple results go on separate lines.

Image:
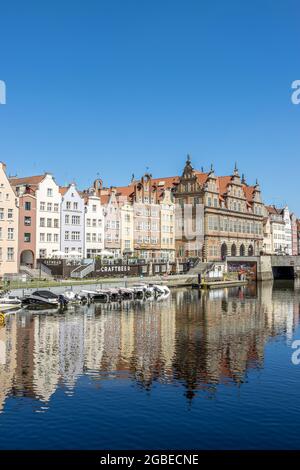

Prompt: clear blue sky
xmin=0 ymin=0 xmax=299 ymax=211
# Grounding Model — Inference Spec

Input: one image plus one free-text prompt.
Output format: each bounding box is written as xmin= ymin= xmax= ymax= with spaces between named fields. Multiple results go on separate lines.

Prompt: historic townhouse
xmin=83 ymin=187 xmax=104 ymax=258
xmin=263 ymin=215 xmax=272 ymax=254
xmin=0 ymin=162 xmax=19 ymax=277
xmin=173 ymin=156 xmax=264 ymax=261
xmin=60 ymin=184 xmax=85 ymax=256
xmin=13 ymin=185 xmax=37 ymax=268
xmin=11 ymin=173 xmax=61 ymax=259
xmin=129 ymin=174 xmax=177 ymax=260
xmin=265 ymin=205 xmax=294 ymax=255
xmin=290 ymin=213 xmax=298 ymax=256
xmin=101 ymin=188 xmax=122 ymax=257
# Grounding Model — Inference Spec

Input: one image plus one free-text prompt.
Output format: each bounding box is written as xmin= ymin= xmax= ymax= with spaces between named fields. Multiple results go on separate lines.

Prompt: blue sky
xmin=0 ymin=0 xmax=299 ymax=211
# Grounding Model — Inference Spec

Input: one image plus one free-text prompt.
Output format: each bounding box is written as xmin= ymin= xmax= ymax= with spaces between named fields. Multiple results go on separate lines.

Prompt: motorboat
xmin=107 ymin=288 xmax=121 ymax=302
xmin=81 ymin=289 xmax=110 ymax=303
xmin=0 ymin=292 xmax=22 ymax=310
xmin=21 ymin=290 xmax=68 ymax=309
xmin=153 ymin=284 xmax=170 ymax=299
xmin=118 ymin=288 xmax=134 ymax=300
xmin=63 ymin=290 xmax=88 ymax=303
xmin=132 ymin=285 xmax=145 ymax=300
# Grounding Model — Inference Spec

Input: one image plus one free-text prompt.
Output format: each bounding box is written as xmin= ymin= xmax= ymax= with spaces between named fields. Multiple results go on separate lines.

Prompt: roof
xmin=59 ymin=186 xmax=69 ymax=196
xmin=9 ymin=174 xmax=45 ymax=187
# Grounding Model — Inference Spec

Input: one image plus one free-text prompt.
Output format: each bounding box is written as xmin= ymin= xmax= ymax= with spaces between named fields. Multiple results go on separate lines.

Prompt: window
xmin=47 ymin=203 xmax=52 ymax=212
xmin=86 ymin=233 xmax=91 ymax=242
xmin=39 ymin=249 xmax=46 ymax=258
xmin=47 ymin=218 xmax=52 ymax=228
xmin=40 ymin=217 xmax=45 ymax=227
xmin=72 ymin=215 xmax=80 ymax=225
xmin=54 ymin=203 xmax=59 ymax=212
xmin=47 ymin=188 xmax=53 ymax=197
xmin=7 ymin=247 xmax=14 ymax=261
xmin=40 ymin=202 xmax=45 ymax=211
xmin=92 ymin=219 xmax=96 ymax=227
xmin=71 ymin=231 xmax=80 ymax=241
xmin=8 ymin=228 xmax=14 ymax=240
xmin=92 ymin=205 xmax=97 ymax=212
xmin=92 ymin=233 xmax=96 ymax=242
xmin=25 ymin=201 xmax=31 ymax=211
xmin=73 ymin=202 xmax=78 ymax=210
xmin=8 ymin=209 xmax=13 ymax=219
xmin=66 ymin=201 xmax=71 ymax=210
xmin=40 ymin=233 xmax=45 ymax=242
xmin=0 ymin=208 xmax=4 ymax=220
xmin=65 ymin=231 xmax=69 ymax=240
xmin=24 ymin=216 xmax=31 ymax=226
xmin=47 ymin=233 xmax=52 ymax=242
xmin=24 ymin=233 xmax=31 ymax=243
xmin=54 ymin=234 xmax=59 ymax=243
xmin=54 ymin=219 xmax=59 ymax=228
xmin=65 ymin=215 xmax=70 ymax=224
xmin=0 ymin=227 xmax=2 ymax=239
xmin=0 ymin=248 xmax=2 ymax=260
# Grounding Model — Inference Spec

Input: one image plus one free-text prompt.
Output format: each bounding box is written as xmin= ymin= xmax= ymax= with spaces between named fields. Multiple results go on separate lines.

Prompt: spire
xmin=184 ymin=154 xmax=193 ymax=172
xmin=233 ymin=162 xmax=239 ymax=176
xmin=241 ymin=173 xmax=246 ymax=185
xmin=254 ymin=178 xmax=260 ymax=191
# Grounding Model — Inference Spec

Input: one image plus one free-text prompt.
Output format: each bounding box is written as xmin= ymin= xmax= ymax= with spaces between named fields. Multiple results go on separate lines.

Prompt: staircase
xmin=185 ymin=262 xmax=215 ymax=284
xmin=71 ymin=260 xmax=95 ymax=279
xmin=20 ymin=263 xmax=53 ymax=280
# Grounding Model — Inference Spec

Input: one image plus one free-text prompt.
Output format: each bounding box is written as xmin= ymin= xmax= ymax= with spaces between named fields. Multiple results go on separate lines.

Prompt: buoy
xmin=0 ymin=313 xmax=5 ymax=327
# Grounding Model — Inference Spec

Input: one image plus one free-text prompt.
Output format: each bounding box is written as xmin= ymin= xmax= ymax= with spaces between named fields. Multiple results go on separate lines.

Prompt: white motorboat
xmin=0 ymin=293 xmax=22 ymax=310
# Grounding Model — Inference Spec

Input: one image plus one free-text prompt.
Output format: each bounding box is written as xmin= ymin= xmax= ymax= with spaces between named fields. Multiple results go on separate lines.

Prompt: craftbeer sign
xmin=97 ymin=265 xmax=130 ymax=273
xmin=94 ymin=262 xmax=139 ymax=277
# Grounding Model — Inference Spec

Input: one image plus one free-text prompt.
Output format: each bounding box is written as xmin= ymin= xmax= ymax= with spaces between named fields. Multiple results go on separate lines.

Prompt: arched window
xmin=231 ymin=244 xmax=237 ymax=257
xmin=240 ymin=244 xmax=245 ymax=257
xmin=248 ymin=244 xmax=254 ymax=256
xmin=221 ymin=242 xmax=228 ymax=260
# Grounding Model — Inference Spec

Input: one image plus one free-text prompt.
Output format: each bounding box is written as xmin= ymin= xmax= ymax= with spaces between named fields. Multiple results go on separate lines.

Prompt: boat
xmin=81 ymin=289 xmax=110 ymax=303
xmin=63 ymin=289 xmax=88 ymax=303
xmin=118 ymin=288 xmax=135 ymax=300
xmin=0 ymin=292 xmax=22 ymax=310
xmin=21 ymin=290 xmax=68 ymax=309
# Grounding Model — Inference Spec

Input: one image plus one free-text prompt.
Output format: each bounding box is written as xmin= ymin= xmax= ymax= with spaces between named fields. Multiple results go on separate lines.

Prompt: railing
xmin=37 ymin=262 xmax=53 ymax=276
xmin=71 ymin=260 xmax=95 ymax=278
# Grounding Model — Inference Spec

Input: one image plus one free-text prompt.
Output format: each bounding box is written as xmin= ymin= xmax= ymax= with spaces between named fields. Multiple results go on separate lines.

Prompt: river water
xmin=0 ymin=281 xmax=300 ymax=450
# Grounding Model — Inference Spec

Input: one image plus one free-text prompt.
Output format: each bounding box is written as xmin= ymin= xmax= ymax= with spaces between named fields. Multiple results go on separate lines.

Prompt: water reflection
xmin=0 ymin=281 xmax=300 ymax=411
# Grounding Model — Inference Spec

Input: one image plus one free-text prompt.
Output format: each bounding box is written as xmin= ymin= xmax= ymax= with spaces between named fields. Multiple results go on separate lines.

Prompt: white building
xmin=35 ymin=174 xmax=61 ymax=259
xmin=83 ymin=190 xmax=105 ymax=258
xmin=60 ymin=184 xmax=85 ymax=256
xmin=265 ymin=205 xmax=292 ymax=255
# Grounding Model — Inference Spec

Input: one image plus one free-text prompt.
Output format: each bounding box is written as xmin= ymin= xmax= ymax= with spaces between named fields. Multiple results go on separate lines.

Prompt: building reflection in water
xmin=0 ymin=281 xmax=299 ymax=411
